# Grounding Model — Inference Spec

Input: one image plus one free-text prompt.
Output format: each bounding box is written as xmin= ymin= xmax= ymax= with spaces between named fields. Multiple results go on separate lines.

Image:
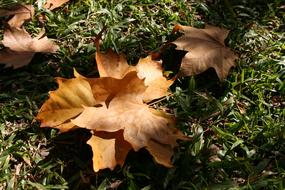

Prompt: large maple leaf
xmin=172 ymin=24 xmax=238 ymax=80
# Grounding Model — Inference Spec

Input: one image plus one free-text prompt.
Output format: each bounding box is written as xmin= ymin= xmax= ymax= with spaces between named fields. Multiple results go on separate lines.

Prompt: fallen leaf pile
xmin=0 ymin=2 xmax=238 ymax=173
xmin=37 ymin=45 xmax=188 ymax=171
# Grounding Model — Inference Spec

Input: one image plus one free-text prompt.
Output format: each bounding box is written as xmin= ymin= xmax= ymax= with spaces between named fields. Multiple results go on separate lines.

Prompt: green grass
xmin=0 ymin=0 xmax=284 ymax=189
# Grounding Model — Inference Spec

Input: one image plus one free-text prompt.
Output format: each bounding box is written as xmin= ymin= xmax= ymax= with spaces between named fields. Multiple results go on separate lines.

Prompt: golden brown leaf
xmin=44 ymin=0 xmax=70 ymax=10
xmin=72 ymin=72 xmax=187 ymax=166
xmin=0 ymin=4 xmax=34 ymax=28
xmin=37 ymin=77 xmax=96 ymax=132
xmin=37 ymin=50 xmax=187 ymax=172
xmin=0 ymin=27 xmax=59 ymax=68
xmin=88 ymin=130 xmax=132 ymax=172
xmin=172 ymin=24 xmax=238 ymax=80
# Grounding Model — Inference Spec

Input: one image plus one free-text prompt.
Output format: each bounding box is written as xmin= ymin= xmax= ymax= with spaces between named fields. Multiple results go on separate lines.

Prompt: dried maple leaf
xmin=44 ymin=0 xmax=70 ymax=10
xmin=96 ymin=47 xmax=173 ymax=102
xmin=0 ymin=4 xmax=34 ymax=28
xmin=172 ymin=24 xmax=238 ymax=80
xmin=37 ymin=71 xmax=187 ymax=171
xmin=37 ymin=39 xmax=187 ymax=172
xmin=0 ymin=27 xmax=59 ymax=68
xmin=72 ymin=72 xmax=187 ymax=167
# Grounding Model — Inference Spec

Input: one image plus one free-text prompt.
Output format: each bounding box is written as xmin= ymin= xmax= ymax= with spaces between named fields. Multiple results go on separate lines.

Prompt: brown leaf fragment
xmin=44 ymin=0 xmax=70 ymax=10
xmin=172 ymin=24 xmax=238 ymax=80
xmin=88 ymin=130 xmax=132 ymax=172
xmin=0 ymin=27 xmax=59 ymax=68
xmin=0 ymin=4 xmax=34 ymax=28
xmin=36 ymin=77 xmax=96 ymax=132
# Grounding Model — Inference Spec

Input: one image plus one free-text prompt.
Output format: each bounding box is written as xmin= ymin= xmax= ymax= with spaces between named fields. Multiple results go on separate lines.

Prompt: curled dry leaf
xmin=44 ymin=0 xmax=70 ymax=10
xmin=0 ymin=27 xmax=59 ymax=68
xmin=172 ymin=24 xmax=238 ymax=80
xmin=0 ymin=4 xmax=34 ymax=28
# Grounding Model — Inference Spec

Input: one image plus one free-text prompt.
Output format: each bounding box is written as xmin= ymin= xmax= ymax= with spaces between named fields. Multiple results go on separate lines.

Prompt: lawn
xmin=0 ymin=0 xmax=284 ymax=189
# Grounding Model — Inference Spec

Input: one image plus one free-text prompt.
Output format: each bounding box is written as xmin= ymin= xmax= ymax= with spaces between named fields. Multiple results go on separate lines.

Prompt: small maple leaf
xmin=0 ymin=27 xmax=59 ymax=68
xmin=172 ymin=24 xmax=238 ymax=80
xmin=44 ymin=0 xmax=70 ymax=10
xmin=0 ymin=4 xmax=34 ymax=28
